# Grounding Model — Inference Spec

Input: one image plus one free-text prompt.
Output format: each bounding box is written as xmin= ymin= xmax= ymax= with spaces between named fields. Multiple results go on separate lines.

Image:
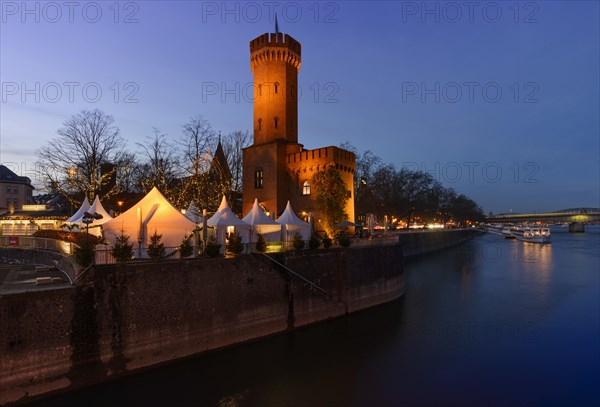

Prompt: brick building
xmin=242 ymin=31 xmax=355 ymax=227
xmin=0 ymin=165 xmax=34 ymax=212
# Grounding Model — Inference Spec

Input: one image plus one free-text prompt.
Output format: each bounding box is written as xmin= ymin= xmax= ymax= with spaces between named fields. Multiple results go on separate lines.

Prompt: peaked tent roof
xmin=67 ymin=197 xmax=91 ymax=222
xmin=276 ymin=201 xmax=310 ymax=226
xmin=185 ymin=201 xmax=202 ymax=224
xmin=102 ymin=187 xmax=196 ymax=248
xmin=216 ymin=195 xmax=228 ymax=213
xmin=207 ymin=197 xmax=249 ymax=227
xmin=242 ymin=199 xmax=278 ymax=225
xmin=71 ymin=196 xmax=113 ymax=224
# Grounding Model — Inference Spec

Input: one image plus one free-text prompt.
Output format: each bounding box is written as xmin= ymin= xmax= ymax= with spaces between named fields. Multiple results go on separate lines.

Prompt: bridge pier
xmin=569 ymin=222 xmax=585 ymax=233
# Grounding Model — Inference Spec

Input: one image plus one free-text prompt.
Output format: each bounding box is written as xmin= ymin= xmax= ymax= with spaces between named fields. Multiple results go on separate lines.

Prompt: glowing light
xmin=427 ymin=223 xmax=445 ymax=229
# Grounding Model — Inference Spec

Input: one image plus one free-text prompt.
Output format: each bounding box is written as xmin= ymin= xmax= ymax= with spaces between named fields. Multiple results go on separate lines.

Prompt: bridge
xmin=486 ymin=208 xmax=600 ymax=232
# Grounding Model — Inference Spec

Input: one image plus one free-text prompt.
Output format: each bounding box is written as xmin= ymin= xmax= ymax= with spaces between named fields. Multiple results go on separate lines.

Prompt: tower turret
xmin=250 ymin=32 xmax=301 ymax=145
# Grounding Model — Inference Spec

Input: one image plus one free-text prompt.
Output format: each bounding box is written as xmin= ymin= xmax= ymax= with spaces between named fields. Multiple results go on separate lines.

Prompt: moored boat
xmin=512 ymin=226 xmax=551 ymax=243
xmin=484 ymin=224 xmax=505 ymax=236
xmin=502 ymin=227 xmax=515 ymax=239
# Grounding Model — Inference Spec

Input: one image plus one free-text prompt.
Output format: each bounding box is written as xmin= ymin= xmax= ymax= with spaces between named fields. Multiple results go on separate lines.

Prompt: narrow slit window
xmin=255 ymin=169 xmax=264 ymax=189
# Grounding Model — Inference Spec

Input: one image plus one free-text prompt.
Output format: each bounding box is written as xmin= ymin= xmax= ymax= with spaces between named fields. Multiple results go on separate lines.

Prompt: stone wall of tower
xmin=242 ymin=141 xmax=301 ymax=217
xmin=250 ymin=33 xmax=301 ymax=145
xmin=286 ymin=146 xmax=356 ymax=226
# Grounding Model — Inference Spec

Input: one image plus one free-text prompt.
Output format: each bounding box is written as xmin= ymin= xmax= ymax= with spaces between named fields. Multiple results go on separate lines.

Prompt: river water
xmin=35 ymin=226 xmax=599 ymax=407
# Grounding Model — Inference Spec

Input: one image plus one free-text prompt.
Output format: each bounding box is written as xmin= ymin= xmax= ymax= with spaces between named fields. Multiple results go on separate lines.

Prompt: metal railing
xmin=0 ymin=236 xmax=75 ymax=255
xmin=257 ymin=253 xmax=332 ymax=297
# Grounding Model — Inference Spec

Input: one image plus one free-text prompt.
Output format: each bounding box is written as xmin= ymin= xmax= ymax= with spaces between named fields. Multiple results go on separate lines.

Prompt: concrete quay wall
xmin=1 ymin=244 xmax=404 ymax=405
xmin=399 ymin=228 xmax=482 ymax=258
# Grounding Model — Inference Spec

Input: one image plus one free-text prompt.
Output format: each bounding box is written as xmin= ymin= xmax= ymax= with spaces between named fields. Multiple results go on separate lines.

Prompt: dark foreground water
xmin=34 ymin=226 xmax=599 ymax=407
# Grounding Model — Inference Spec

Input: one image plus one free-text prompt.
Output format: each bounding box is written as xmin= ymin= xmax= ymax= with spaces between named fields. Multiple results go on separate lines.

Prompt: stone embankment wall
xmin=399 ymin=228 xmax=481 ymax=258
xmin=0 ymin=244 xmax=403 ymax=405
xmin=0 ymin=229 xmax=479 ymax=405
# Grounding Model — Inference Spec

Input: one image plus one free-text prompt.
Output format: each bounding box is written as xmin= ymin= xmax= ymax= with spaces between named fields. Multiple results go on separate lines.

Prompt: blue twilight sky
xmin=1 ymin=1 xmax=598 ymax=214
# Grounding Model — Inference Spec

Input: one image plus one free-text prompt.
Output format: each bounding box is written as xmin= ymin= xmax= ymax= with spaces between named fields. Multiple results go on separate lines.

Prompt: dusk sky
xmin=1 ymin=1 xmax=598 ymax=214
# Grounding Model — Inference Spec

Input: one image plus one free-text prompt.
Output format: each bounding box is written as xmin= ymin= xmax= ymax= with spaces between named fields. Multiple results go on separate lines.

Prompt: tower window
xmin=302 ymin=181 xmax=311 ymax=196
xmin=258 ymin=118 xmax=262 ymax=130
xmin=258 ymin=84 xmax=262 ymax=98
xmin=274 ymin=117 xmax=278 ymax=129
xmin=274 ymin=82 xmax=279 ymax=94
xmin=255 ymin=169 xmax=264 ymax=189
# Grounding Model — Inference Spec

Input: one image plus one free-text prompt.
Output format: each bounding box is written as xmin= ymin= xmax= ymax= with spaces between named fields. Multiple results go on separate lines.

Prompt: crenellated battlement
xmin=286 ymin=146 xmax=356 ymax=174
xmin=250 ymin=33 xmax=302 ymax=71
xmin=250 ymin=33 xmax=301 ymax=54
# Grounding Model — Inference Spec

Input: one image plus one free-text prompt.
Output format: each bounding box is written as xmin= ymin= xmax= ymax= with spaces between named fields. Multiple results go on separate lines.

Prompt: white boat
xmin=484 ymin=224 xmax=505 ymax=236
xmin=501 ymin=227 xmax=515 ymax=239
xmin=512 ymin=226 xmax=551 ymax=243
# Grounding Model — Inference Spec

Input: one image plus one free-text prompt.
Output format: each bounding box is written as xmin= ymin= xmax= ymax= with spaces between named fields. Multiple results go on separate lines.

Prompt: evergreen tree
xmin=308 ymin=233 xmax=321 ymax=250
xmin=255 ymin=232 xmax=267 ymax=252
xmin=179 ymin=234 xmax=193 ymax=258
xmin=74 ymin=238 xmax=95 ymax=267
xmin=227 ymin=233 xmax=244 ymax=255
xmin=111 ymin=228 xmax=133 ymax=262
xmin=292 ymin=232 xmax=305 ymax=250
xmin=205 ymin=235 xmax=221 ymax=257
xmin=147 ymin=230 xmax=166 ymax=261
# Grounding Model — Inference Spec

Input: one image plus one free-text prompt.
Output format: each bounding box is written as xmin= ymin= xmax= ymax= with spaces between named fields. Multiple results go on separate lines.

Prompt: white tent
xmin=242 ymin=199 xmax=281 ymax=242
xmin=206 ymin=196 xmax=250 ymax=244
xmin=102 ymin=187 xmax=197 ymax=254
xmin=185 ymin=201 xmax=203 ymax=225
xmin=68 ymin=196 xmax=114 ymax=236
xmin=67 ymin=197 xmax=91 ymax=223
xmin=70 ymin=196 xmax=113 ymax=224
xmin=276 ymin=201 xmax=311 ymax=241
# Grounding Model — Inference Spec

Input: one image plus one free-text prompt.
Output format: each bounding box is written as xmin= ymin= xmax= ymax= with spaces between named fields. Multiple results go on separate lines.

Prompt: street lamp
xmin=82 ymin=211 xmax=103 ymax=242
xmin=82 ymin=211 xmax=103 ymax=265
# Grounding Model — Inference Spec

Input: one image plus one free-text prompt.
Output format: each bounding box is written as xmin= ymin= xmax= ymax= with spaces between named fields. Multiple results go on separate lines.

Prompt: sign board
xmin=8 ymin=236 xmax=19 ymax=246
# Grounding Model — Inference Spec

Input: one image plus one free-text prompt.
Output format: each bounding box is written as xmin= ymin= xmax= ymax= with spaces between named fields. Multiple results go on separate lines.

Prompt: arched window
xmin=274 ymin=82 xmax=279 ymax=94
xmin=274 ymin=116 xmax=279 ymax=129
xmin=302 ymin=181 xmax=311 ymax=196
xmin=258 ymin=118 xmax=262 ymax=130
xmin=257 ymin=84 xmax=262 ymax=98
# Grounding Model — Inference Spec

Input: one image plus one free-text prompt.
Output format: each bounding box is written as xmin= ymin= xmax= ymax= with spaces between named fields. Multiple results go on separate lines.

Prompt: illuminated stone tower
xmin=242 ymin=30 xmax=355 ymax=226
xmin=250 ymin=32 xmax=301 ymax=145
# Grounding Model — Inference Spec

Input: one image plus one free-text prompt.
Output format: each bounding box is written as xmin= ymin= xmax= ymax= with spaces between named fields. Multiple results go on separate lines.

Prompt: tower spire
xmin=275 ymin=13 xmax=279 ymax=34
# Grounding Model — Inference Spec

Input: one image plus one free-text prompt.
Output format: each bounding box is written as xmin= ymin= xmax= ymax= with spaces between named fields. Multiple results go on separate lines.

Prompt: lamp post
xmin=117 ymin=200 xmax=124 ymax=215
xmin=68 ymin=167 xmax=77 ymax=215
xmin=82 ymin=211 xmax=103 ymax=265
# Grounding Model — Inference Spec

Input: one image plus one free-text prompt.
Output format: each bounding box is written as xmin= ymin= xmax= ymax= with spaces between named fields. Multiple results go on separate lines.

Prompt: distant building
xmin=0 ymin=204 xmax=68 ymax=235
xmin=0 ymin=165 xmax=34 ymax=212
xmin=242 ymin=32 xmax=356 ymax=225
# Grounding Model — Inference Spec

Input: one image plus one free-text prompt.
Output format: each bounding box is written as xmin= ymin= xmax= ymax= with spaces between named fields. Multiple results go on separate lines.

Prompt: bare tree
xmin=222 ymin=130 xmax=251 ymax=196
xmin=340 ymin=142 xmax=382 ymax=218
xmin=179 ymin=115 xmax=216 ymax=176
xmin=136 ymin=129 xmax=180 ymax=201
xmin=116 ymin=152 xmax=139 ymax=194
xmin=36 ymin=109 xmax=127 ymax=204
